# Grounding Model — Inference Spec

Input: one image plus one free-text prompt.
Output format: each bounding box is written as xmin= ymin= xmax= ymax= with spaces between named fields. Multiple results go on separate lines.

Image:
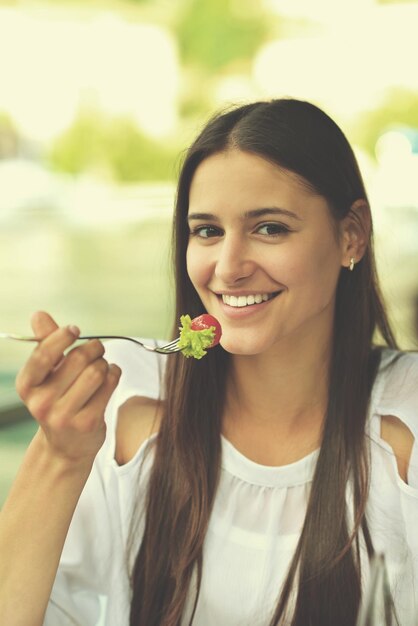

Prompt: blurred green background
xmin=1 ymin=0 xmax=418 ymax=505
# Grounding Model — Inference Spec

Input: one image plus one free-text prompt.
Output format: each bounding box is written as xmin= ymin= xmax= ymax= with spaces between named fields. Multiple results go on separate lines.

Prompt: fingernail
xmin=68 ymin=324 xmax=81 ymax=337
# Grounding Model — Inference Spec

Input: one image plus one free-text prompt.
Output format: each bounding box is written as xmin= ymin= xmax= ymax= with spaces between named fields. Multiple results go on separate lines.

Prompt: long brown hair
xmin=129 ymin=99 xmax=399 ymax=625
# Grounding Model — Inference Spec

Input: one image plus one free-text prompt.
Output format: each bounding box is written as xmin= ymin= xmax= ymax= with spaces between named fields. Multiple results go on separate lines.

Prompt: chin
xmin=219 ymin=337 xmax=269 ymax=357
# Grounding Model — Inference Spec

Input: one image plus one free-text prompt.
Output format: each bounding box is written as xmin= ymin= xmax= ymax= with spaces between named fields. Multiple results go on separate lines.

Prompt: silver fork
xmin=0 ymin=332 xmax=182 ymax=355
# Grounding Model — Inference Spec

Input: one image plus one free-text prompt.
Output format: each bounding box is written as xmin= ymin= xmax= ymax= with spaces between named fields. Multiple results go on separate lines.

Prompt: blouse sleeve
xmin=376 ymin=351 xmax=418 ymax=565
xmin=377 ymin=351 xmax=418 ymax=489
xmin=43 ymin=339 xmax=164 ymax=626
xmin=42 ymin=456 xmax=114 ymax=626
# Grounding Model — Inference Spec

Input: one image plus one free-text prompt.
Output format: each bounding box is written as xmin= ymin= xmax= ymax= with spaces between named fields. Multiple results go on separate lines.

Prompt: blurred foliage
xmin=0 ymin=112 xmax=18 ymax=159
xmin=48 ymin=110 xmax=178 ymax=181
xmin=45 ymin=0 xmax=276 ymax=180
xmin=176 ymin=0 xmax=272 ymax=72
xmin=177 ymin=69 xmax=222 ymax=127
xmin=351 ymin=88 xmax=418 ymax=157
xmin=377 ymin=0 xmax=417 ymax=3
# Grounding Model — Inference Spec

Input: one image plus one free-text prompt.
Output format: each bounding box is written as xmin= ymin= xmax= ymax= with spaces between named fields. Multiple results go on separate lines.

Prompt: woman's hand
xmin=15 ymin=311 xmax=121 ymax=467
xmin=1 ymin=313 xmax=122 ymax=625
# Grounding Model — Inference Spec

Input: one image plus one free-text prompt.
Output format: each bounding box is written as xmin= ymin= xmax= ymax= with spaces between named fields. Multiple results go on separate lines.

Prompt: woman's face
xmin=186 ymin=149 xmax=346 ymax=356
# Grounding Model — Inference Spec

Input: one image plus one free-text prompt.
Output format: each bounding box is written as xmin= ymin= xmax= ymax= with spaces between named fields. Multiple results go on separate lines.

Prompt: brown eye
xmin=191 ymin=225 xmax=222 ymax=238
xmin=256 ymin=223 xmax=290 ymax=236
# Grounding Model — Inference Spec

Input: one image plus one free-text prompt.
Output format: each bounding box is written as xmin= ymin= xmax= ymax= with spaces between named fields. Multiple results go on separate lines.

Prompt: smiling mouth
xmin=221 ymin=291 xmax=282 ymax=308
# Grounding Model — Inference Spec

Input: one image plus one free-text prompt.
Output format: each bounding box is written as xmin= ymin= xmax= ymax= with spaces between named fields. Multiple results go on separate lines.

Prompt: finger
xmin=20 ymin=339 xmax=107 ymax=420
xmin=56 ymin=358 xmax=111 ymax=417
xmin=50 ymin=339 xmax=106 ymax=397
xmin=64 ymin=364 xmax=122 ymax=432
xmin=31 ymin=311 xmax=80 ymax=369
xmin=16 ymin=326 xmax=81 ymax=395
xmin=31 ymin=311 xmax=60 ymax=340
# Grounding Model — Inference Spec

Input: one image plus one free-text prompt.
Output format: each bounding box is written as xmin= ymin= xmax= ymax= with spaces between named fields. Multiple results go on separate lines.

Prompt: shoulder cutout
xmin=115 ymin=395 xmax=162 ymax=466
xmin=380 ymin=414 xmax=415 ymax=484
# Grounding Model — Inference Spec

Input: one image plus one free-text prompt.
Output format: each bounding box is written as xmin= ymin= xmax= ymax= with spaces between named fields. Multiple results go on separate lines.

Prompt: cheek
xmin=304 ymin=247 xmax=342 ymax=304
xmin=186 ymin=243 xmax=211 ymax=290
xmin=282 ymin=240 xmax=341 ymax=297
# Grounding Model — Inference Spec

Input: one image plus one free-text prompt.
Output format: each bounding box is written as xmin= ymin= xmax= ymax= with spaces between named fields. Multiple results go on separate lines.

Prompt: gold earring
xmin=349 ymin=257 xmax=355 ymax=271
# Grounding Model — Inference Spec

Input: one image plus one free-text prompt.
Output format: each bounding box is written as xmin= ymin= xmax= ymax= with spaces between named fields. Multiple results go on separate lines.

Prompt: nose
xmin=214 ymin=234 xmax=256 ymax=285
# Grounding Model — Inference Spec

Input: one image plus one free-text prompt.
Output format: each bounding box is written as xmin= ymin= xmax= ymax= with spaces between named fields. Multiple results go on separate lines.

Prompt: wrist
xmin=30 ymin=428 xmax=96 ymax=478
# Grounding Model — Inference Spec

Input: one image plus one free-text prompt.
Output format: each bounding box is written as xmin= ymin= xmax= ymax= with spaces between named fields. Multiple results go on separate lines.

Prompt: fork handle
xmin=0 ymin=333 xmax=143 ymax=346
xmin=79 ymin=335 xmax=145 ymax=345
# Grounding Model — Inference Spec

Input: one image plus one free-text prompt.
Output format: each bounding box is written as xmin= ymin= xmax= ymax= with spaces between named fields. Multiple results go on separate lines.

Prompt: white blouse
xmin=43 ymin=343 xmax=418 ymax=626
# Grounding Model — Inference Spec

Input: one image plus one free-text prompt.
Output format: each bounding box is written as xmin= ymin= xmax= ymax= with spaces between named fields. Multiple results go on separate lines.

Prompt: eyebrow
xmin=187 ymin=207 xmax=302 ymax=222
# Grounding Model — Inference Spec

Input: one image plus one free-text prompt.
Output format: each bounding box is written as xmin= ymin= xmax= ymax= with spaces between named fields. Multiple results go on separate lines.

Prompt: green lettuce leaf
xmin=178 ymin=314 xmax=215 ymax=359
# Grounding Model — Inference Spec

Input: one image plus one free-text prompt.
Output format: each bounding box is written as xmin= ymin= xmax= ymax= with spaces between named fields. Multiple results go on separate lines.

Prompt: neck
xmin=224 ymin=321 xmax=333 ymax=439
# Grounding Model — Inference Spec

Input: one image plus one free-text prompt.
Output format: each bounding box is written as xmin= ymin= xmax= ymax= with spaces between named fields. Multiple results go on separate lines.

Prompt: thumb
xmin=31 ymin=311 xmax=59 ymax=340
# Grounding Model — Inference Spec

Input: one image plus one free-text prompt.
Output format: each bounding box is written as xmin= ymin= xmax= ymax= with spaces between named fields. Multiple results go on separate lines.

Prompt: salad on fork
xmin=0 ymin=313 xmax=222 ymax=360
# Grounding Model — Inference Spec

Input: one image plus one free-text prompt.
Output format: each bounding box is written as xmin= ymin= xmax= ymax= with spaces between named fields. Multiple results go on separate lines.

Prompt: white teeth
xmin=222 ymin=293 xmax=278 ymax=307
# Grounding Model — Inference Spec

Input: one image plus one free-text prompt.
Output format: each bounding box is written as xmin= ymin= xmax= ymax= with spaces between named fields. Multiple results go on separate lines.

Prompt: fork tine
xmin=154 ymin=339 xmax=181 ymax=354
xmin=165 ymin=344 xmax=181 ymax=353
xmin=161 ymin=339 xmax=180 ymax=350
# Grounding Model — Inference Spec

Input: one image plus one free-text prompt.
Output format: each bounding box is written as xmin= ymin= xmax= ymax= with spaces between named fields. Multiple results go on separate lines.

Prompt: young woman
xmin=0 ymin=98 xmax=417 ymax=626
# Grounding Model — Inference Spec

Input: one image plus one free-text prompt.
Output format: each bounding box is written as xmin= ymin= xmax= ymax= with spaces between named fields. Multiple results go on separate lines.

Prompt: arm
xmin=0 ymin=312 xmax=121 ymax=626
xmin=0 ymin=433 xmax=95 ymax=626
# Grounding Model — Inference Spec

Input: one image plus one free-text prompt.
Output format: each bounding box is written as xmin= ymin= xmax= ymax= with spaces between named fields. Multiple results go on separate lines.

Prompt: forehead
xmin=188 ymin=149 xmax=321 ymax=215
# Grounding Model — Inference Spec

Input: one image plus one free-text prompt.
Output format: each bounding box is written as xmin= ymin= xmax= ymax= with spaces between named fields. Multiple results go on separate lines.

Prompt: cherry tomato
xmin=191 ymin=314 xmax=222 ymax=347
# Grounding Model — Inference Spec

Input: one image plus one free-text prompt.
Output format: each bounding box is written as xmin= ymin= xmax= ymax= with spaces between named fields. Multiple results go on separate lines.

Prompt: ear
xmin=340 ymin=199 xmax=371 ymax=269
